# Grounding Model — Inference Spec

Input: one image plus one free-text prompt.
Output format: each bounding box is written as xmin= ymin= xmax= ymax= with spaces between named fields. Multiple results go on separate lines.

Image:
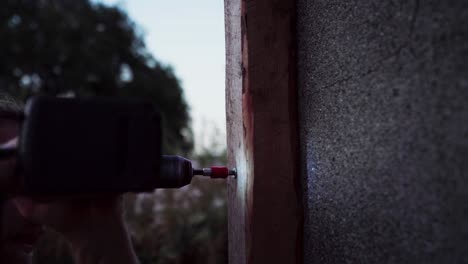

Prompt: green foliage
xmin=125 ymin=177 xmax=228 ymax=264
xmin=0 ymin=0 xmax=192 ymax=153
xmin=124 ymin=125 xmax=228 ymax=264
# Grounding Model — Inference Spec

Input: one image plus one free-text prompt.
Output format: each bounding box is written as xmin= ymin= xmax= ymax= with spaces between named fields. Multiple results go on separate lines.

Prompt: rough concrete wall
xmin=297 ymin=1 xmax=468 ymax=263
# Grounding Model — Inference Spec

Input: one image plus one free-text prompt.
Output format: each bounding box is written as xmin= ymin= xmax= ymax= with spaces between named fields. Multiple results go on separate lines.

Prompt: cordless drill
xmin=0 ymin=96 xmax=235 ymax=196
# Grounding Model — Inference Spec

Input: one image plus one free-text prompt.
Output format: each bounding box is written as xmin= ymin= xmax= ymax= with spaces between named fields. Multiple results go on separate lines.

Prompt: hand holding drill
xmin=0 ymin=96 xmax=235 ymax=264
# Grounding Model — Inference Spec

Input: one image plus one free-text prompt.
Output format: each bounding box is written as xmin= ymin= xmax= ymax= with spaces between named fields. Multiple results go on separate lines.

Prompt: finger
xmin=0 ymin=137 xmax=18 ymax=148
xmin=12 ymin=196 xmax=35 ymax=218
xmin=12 ymin=197 xmax=56 ymax=226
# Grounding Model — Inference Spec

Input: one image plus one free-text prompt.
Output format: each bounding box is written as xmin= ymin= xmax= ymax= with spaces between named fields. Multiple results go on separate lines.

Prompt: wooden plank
xmin=225 ymin=0 xmax=302 ymax=263
xmin=225 ymin=0 xmax=246 ymax=263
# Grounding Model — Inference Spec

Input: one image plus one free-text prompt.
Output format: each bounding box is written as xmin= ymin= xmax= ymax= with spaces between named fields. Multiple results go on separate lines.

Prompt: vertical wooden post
xmin=225 ymin=0 xmax=302 ymax=263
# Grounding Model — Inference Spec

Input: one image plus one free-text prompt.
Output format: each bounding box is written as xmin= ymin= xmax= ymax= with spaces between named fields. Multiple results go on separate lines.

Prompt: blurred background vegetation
xmin=0 ymin=0 xmax=227 ymax=263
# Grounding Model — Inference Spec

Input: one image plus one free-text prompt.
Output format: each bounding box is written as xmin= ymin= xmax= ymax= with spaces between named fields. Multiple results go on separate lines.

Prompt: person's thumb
xmin=12 ymin=197 xmax=35 ymax=218
xmin=1 ymin=137 xmax=18 ymax=149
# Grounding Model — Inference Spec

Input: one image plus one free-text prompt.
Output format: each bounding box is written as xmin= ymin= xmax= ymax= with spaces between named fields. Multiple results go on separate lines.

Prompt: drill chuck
xmin=158 ymin=155 xmax=194 ymax=188
xmin=159 ymin=155 xmax=236 ymax=188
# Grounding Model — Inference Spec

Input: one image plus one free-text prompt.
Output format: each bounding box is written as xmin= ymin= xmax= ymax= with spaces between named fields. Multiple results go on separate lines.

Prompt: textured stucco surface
xmin=297 ymin=1 xmax=468 ymax=263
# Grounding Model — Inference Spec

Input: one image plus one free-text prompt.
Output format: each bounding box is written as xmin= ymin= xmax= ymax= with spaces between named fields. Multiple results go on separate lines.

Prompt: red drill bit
xmin=193 ymin=167 xmax=237 ymax=179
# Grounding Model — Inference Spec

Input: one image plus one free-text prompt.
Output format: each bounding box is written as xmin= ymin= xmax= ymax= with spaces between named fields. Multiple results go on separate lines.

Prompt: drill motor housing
xmin=16 ymin=96 xmax=188 ymax=196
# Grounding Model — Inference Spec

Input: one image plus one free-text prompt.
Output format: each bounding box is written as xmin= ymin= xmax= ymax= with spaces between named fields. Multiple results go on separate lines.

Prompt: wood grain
xmin=225 ymin=0 xmax=246 ymax=263
xmin=225 ymin=0 xmax=302 ymax=263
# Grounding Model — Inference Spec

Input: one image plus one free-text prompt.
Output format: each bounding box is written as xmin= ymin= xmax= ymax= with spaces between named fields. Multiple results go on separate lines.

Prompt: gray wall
xmin=297 ymin=1 xmax=468 ymax=263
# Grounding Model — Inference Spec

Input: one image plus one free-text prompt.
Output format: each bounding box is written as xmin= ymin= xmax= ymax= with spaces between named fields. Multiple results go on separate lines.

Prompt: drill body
xmin=0 ymin=96 xmax=234 ymax=196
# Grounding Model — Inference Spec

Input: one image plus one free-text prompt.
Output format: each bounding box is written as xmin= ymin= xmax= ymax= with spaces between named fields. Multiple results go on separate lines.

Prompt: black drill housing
xmin=19 ymin=96 xmax=163 ymax=195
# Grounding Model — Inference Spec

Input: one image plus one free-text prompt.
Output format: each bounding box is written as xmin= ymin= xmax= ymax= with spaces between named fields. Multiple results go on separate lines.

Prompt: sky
xmin=96 ymin=0 xmax=226 ymax=151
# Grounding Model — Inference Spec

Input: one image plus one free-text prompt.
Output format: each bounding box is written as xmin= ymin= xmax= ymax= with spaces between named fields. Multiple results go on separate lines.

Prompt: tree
xmin=0 ymin=0 xmax=192 ymax=153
